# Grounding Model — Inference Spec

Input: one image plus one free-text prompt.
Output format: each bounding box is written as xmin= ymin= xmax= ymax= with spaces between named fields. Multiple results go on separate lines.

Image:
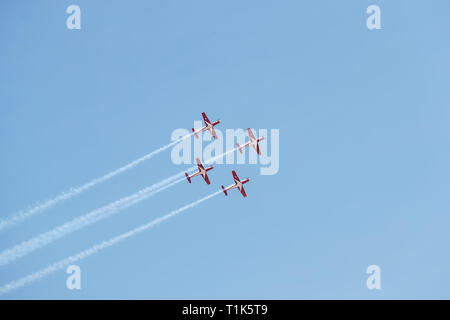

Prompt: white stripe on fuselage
xmin=188 ymin=168 xmax=207 ymax=180
xmin=196 ymin=122 xmax=212 ymax=134
xmin=242 ymin=137 xmax=257 ymax=149
xmin=203 ymin=122 xmax=212 ymax=131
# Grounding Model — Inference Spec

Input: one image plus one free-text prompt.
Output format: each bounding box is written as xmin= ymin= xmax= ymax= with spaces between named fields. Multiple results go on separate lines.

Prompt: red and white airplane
xmin=221 ymin=170 xmax=250 ymax=197
xmin=192 ymin=112 xmax=220 ymax=139
xmin=185 ymin=158 xmax=214 ymax=185
xmin=237 ymin=128 xmax=264 ymax=156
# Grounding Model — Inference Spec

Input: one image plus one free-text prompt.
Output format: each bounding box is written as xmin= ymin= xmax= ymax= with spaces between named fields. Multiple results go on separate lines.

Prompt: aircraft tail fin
xmin=192 ymin=128 xmax=198 ymax=139
xmin=221 ymin=185 xmax=228 ymax=196
xmin=185 ymin=172 xmax=191 ymax=183
xmin=237 ymin=143 xmax=243 ymax=154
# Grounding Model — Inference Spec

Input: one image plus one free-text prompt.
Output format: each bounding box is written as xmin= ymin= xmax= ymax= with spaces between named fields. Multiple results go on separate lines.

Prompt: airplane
xmin=237 ymin=128 xmax=264 ymax=155
xmin=185 ymin=158 xmax=214 ymax=185
xmin=192 ymin=112 xmax=220 ymax=139
xmin=221 ymin=170 xmax=250 ymax=197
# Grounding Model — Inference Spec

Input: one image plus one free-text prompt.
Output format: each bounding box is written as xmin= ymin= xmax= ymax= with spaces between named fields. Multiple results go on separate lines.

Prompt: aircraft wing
xmin=232 ymin=170 xmax=240 ymax=182
xmin=239 ymin=186 xmax=247 ymax=197
xmin=255 ymin=143 xmax=261 ymax=155
xmin=202 ymin=173 xmax=211 ymax=185
xmin=248 ymin=128 xmax=256 ymax=141
xmin=202 ymin=112 xmax=211 ymax=124
xmin=210 ymin=127 xmax=218 ymax=139
xmin=196 ymin=158 xmax=205 ymax=170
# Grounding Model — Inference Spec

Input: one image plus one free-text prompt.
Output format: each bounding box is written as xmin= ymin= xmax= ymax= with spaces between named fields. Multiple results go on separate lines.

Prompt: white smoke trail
xmin=204 ymin=146 xmax=239 ymax=165
xmin=0 ymin=133 xmax=194 ymax=232
xmin=0 ymin=169 xmax=195 ymax=266
xmin=0 ymin=147 xmax=238 ymax=266
xmin=0 ymin=190 xmax=222 ymax=296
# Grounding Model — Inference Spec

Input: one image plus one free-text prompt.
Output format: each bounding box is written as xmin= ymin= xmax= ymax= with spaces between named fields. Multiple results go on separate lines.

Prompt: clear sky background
xmin=1 ymin=0 xmax=449 ymax=299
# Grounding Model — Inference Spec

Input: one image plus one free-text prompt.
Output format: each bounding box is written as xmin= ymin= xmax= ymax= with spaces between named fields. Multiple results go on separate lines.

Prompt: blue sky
xmin=1 ymin=0 xmax=450 ymax=299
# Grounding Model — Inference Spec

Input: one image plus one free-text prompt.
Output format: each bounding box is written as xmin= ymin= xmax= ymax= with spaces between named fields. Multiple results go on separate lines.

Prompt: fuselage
xmin=226 ymin=177 xmax=248 ymax=192
xmin=242 ymin=137 xmax=261 ymax=148
xmin=191 ymin=166 xmax=206 ymax=178
xmin=195 ymin=122 xmax=212 ymax=135
xmin=235 ymin=179 xmax=243 ymax=191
